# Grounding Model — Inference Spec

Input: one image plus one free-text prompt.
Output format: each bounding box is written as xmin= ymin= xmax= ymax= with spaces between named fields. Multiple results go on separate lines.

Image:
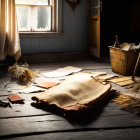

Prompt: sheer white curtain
xmin=0 ymin=0 xmax=21 ymax=61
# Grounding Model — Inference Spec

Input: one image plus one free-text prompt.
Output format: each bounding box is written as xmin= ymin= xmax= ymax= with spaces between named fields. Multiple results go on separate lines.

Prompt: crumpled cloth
xmin=32 ymin=73 xmax=111 ymax=111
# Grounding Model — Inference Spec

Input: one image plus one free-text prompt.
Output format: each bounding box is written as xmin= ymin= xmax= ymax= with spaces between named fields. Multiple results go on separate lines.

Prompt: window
xmin=15 ymin=0 xmax=62 ymax=35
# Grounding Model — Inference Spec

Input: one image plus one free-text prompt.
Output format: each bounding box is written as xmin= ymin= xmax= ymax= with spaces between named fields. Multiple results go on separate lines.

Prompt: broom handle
xmin=132 ymin=52 xmax=140 ymax=79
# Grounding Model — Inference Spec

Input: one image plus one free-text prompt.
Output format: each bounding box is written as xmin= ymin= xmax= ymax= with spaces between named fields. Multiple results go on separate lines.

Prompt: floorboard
xmin=0 ymin=100 xmax=130 ymax=119
xmin=0 ymin=58 xmax=139 ymax=139
xmin=0 ymin=110 xmax=140 ymax=137
xmin=7 ymin=128 xmax=140 ymax=140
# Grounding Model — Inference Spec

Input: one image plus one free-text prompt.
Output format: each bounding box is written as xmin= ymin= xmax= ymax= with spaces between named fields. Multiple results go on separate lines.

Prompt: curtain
xmin=0 ymin=0 xmax=21 ymax=61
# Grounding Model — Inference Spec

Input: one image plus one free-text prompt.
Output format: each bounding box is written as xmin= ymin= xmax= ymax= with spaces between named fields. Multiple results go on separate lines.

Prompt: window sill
xmin=19 ymin=32 xmax=63 ymax=38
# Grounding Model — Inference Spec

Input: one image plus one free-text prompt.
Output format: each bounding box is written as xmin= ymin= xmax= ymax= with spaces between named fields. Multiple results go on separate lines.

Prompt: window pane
xmin=33 ymin=7 xmax=51 ymax=31
xmin=15 ymin=0 xmax=48 ymax=5
xmin=16 ymin=6 xmax=30 ymax=31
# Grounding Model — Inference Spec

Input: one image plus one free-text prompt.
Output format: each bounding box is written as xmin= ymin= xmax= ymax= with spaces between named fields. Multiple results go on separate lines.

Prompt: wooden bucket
xmin=109 ymin=46 xmax=139 ymax=76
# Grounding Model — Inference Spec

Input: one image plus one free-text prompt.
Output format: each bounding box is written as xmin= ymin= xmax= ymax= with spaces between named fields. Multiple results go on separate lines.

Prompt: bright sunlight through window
xmin=15 ymin=0 xmax=52 ymax=32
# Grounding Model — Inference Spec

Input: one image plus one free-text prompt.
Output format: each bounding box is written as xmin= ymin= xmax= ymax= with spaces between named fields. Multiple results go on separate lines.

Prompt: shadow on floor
xmin=31 ymin=92 xmax=114 ymax=126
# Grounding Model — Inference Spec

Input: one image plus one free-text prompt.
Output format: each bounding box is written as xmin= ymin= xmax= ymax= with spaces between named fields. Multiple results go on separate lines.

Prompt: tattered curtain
xmin=0 ymin=0 xmax=21 ymax=61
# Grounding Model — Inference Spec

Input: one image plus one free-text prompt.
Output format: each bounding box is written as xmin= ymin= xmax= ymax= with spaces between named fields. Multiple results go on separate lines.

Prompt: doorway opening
xmin=101 ymin=0 xmax=140 ymax=57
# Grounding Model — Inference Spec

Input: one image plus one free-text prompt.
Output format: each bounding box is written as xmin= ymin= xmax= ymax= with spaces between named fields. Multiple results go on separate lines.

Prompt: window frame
xmin=16 ymin=0 xmax=62 ymax=37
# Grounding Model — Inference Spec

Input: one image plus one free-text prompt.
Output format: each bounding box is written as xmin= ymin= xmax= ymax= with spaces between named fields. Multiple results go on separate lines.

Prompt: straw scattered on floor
xmin=8 ymin=63 xmax=39 ymax=85
xmin=113 ymin=92 xmax=140 ymax=114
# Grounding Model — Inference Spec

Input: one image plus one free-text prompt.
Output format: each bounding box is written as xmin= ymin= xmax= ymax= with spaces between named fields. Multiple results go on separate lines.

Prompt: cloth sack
xmin=32 ymin=73 xmax=111 ymax=111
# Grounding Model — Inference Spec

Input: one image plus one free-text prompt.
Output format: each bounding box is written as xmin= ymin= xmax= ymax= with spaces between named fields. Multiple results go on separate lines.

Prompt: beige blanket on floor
xmin=32 ymin=73 xmax=111 ymax=111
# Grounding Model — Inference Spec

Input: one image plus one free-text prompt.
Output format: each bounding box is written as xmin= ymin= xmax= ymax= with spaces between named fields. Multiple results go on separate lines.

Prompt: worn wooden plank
xmin=0 ymin=91 xmax=130 ymax=118
xmin=7 ymin=128 xmax=140 ymax=140
xmin=0 ymin=114 xmax=140 ymax=137
xmin=0 ymin=66 xmax=113 ymax=97
xmin=0 ymin=101 xmax=129 ymax=118
xmin=0 ymin=111 xmax=140 ymax=137
xmin=0 ymin=66 xmax=124 ymax=119
xmin=0 ymin=90 xmax=10 ymax=96
xmin=0 ymin=103 xmax=50 ymax=118
xmin=1 ymin=60 xmax=138 ymax=140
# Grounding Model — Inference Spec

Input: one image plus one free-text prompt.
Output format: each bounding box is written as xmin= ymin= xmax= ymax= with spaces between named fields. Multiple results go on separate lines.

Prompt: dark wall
xmin=101 ymin=0 xmax=140 ymax=56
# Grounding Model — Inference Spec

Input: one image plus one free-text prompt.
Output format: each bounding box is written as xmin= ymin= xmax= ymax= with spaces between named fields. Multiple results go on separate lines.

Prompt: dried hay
xmin=8 ymin=63 xmax=38 ymax=85
xmin=113 ymin=89 xmax=140 ymax=114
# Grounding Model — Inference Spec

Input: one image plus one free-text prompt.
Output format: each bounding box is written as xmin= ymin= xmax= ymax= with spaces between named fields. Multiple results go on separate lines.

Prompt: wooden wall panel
xmin=20 ymin=0 xmax=88 ymax=54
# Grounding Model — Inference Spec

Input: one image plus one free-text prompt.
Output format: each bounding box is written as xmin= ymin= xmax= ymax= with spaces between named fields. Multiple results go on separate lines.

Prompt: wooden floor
xmin=0 ymin=58 xmax=140 ymax=140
